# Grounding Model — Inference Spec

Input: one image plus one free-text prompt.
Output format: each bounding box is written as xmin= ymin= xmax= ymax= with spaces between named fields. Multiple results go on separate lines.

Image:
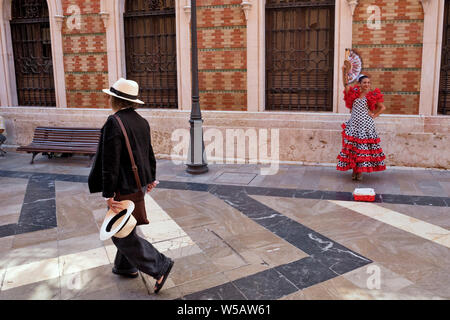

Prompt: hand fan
xmin=345 ymin=49 xmax=362 ymax=84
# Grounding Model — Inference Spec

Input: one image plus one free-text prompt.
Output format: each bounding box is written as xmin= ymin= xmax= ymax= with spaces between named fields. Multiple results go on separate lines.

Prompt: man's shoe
xmin=112 ymin=267 xmax=139 ymax=278
xmin=154 ymin=259 xmax=174 ymax=294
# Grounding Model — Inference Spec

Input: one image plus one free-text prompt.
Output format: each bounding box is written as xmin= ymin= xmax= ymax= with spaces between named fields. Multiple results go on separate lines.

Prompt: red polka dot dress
xmin=337 ymin=85 xmax=386 ymax=173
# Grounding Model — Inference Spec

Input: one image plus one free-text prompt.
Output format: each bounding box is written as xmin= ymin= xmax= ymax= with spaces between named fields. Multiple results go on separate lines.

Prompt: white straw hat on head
xmin=99 ymin=200 xmax=137 ymax=241
xmin=103 ymin=78 xmax=145 ymax=104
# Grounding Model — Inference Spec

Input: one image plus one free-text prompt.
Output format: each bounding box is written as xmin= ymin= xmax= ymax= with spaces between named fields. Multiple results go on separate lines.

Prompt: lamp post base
xmin=186 ymin=163 xmax=209 ymax=175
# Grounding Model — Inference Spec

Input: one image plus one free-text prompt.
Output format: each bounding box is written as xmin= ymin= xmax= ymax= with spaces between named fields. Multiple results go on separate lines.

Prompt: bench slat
xmin=33 ymin=132 xmax=100 ymax=136
xmin=32 ymin=138 xmax=100 ymax=143
xmin=18 ymin=143 xmax=98 ymax=148
xmin=17 ymin=149 xmax=97 ymax=154
xmin=17 ymin=148 xmax=97 ymax=153
xmin=23 ymin=143 xmax=98 ymax=148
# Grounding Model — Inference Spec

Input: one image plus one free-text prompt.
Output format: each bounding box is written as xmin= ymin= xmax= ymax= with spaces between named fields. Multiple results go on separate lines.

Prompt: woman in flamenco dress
xmin=337 ymin=64 xmax=387 ymax=181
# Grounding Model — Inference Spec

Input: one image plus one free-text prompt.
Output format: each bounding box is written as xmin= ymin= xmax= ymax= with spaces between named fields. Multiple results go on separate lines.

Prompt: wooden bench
xmin=17 ymin=127 xmax=101 ymax=164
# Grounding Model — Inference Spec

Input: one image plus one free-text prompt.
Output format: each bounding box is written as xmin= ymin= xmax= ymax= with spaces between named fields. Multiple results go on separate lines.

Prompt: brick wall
xmin=56 ymin=0 xmax=427 ymax=113
xmin=60 ymin=0 xmax=247 ymax=111
xmin=62 ymin=0 xmax=109 ymax=109
xmin=353 ymin=0 xmax=424 ymax=115
xmin=197 ymin=0 xmax=247 ymax=111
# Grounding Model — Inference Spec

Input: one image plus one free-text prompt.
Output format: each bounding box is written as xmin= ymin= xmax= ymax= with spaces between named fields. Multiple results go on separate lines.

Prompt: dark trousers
xmin=0 ymin=134 xmax=6 ymax=156
xmin=112 ymin=227 xmax=171 ymax=280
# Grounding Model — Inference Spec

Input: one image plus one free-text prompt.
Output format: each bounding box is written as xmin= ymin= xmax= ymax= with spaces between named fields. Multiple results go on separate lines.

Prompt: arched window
xmin=265 ymin=0 xmax=335 ymax=111
xmin=124 ymin=0 xmax=177 ymax=109
xmin=10 ymin=0 xmax=56 ymax=106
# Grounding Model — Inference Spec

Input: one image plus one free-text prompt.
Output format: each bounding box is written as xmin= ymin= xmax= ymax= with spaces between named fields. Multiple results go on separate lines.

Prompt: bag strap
xmin=113 ymin=114 xmax=143 ymax=191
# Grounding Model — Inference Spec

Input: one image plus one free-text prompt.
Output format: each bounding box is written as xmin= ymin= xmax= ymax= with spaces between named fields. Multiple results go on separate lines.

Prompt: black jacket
xmin=88 ymin=108 xmax=156 ymax=198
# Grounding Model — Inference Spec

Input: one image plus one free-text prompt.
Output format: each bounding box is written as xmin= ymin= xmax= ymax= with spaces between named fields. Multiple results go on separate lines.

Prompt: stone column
xmin=335 ymin=0 xmax=356 ymax=113
xmin=246 ymin=0 xmax=265 ymax=112
xmin=0 ymin=0 xmax=17 ymax=106
xmin=419 ymin=0 xmax=445 ymax=116
xmin=48 ymin=0 xmax=67 ymax=108
xmin=177 ymin=0 xmax=193 ymax=110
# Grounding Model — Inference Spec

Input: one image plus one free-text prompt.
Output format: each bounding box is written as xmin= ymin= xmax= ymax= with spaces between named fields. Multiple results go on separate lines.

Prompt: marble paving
xmin=0 ymin=152 xmax=449 ymax=300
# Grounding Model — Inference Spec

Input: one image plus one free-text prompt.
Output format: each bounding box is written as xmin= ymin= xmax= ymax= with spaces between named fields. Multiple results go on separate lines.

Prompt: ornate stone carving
xmin=419 ymin=0 xmax=431 ymax=12
xmin=184 ymin=0 xmax=191 ymax=23
xmin=241 ymin=1 xmax=252 ymax=21
xmin=347 ymin=0 xmax=358 ymax=16
xmin=99 ymin=0 xmax=110 ymax=28
xmin=99 ymin=11 xmax=110 ymax=28
xmin=54 ymin=14 xmax=64 ymax=30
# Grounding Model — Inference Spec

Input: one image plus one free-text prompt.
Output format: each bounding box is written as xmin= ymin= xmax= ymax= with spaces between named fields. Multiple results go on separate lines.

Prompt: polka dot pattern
xmin=337 ymin=97 xmax=386 ymax=173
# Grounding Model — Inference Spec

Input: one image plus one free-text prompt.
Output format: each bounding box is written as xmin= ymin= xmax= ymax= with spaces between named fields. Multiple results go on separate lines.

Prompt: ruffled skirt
xmin=337 ymin=123 xmax=386 ymax=173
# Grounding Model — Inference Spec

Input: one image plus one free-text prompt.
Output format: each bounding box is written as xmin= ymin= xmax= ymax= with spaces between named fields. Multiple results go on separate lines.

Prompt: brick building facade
xmin=0 ymin=0 xmax=448 ymax=169
xmin=197 ymin=1 xmax=247 ymax=111
xmin=63 ymin=0 xmax=109 ymax=109
xmin=59 ymin=0 xmax=250 ymax=111
xmin=352 ymin=0 xmax=424 ymax=115
xmin=0 ymin=0 xmax=445 ymax=113
xmin=56 ymin=0 xmax=443 ymax=115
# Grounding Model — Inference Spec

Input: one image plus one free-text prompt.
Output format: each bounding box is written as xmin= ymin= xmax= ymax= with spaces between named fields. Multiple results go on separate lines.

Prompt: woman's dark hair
xmin=111 ymin=96 xmax=138 ymax=110
xmin=358 ymin=75 xmax=369 ymax=83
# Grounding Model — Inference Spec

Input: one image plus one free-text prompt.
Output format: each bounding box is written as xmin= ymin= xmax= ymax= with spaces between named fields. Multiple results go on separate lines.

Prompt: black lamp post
xmin=186 ymin=0 xmax=208 ymax=174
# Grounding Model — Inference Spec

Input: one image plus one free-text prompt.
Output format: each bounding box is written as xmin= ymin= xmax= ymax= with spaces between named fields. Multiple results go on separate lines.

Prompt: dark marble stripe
xmin=0 ymin=173 xmax=57 ymax=238
xmin=231 ymin=268 xmax=299 ymax=300
xmin=0 ymin=224 xmax=17 ymax=238
xmin=18 ymin=174 xmax=57 ymax=230
xmin=49 ymin=173 xmax=88 ymax=184
xmin=275 ymin=256 xmax=339 ymax=290
xmin=0 ymin=170 xmax=34 ymax=180
xmin=183 ymin=268 xmax=299 ymax=301
xmin=158 ymin=180 xmax=210 ymax=192
xmin=183 ymin=282 xmax=247 ymax=300
xmin=380 ymin=194 xmax=448 ymax=207
xmin=1 ymin=170 xmax=448 ymax=207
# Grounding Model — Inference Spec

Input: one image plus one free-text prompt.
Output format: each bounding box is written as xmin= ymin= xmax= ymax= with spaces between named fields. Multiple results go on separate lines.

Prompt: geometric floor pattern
xmin=1 ymin=154 xmax=449 ymax=300
xmin=0 ymin=170 xmax=372 ymax=299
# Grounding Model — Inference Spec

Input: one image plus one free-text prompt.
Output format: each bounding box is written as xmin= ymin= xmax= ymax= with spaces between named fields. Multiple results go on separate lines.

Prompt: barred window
xmin=124 ymin=0 xmax=178 ymax=109
xmin=266 ymin=0 xmax=335 ymax=111
xmin=10 ymin=0 xmax=56 ymax=106
xmin=439 ymin=0 xmax=450 ymax=115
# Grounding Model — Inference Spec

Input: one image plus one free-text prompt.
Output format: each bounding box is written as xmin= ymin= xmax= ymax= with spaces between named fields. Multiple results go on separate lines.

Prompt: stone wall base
xmin=1 ymin=107 xmax=449 ymax=169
